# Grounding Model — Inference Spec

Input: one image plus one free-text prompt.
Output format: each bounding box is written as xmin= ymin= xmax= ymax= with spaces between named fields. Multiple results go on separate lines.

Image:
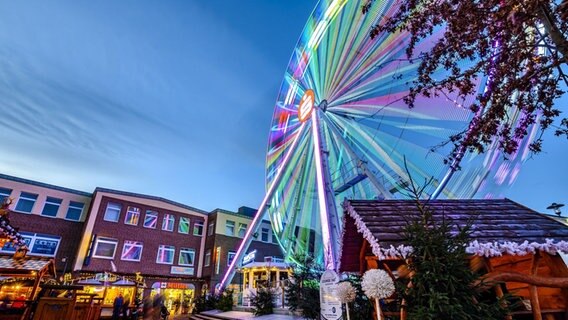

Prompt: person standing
xmin=122 ymin=294 xmax=131 ymax=319
xmin=112 ymin=293 xmax=124 ymax=320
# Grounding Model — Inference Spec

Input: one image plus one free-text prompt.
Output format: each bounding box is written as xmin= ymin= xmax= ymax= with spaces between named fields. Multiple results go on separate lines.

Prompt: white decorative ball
xmin=361 ymin=269 xmax=395 ymax=299
xmin=335 ymin=281 xmax=356 ymax=303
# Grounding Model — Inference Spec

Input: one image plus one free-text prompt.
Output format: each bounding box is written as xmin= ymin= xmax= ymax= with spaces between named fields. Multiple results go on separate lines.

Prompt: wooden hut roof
xmin=340 ymin=199 xmax=568 ymax=270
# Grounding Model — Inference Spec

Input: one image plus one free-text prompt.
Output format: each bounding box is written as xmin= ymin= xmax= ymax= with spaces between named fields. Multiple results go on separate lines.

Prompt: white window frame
xmin=103 ymin=202 xmax=122 ymax=222
xmin=162 ymin=214 xmax=175 ymax=232
xmin=215 ymin=246 xmax=221 ymax=275
xmin=92 ymin=237 xmax=118 ymax=259
xmin=179 ymin=248 xmax=195 ymax=266
xmin=41 ymin=197 xmax=62 ymax=217
xmin=15 ymin=192 xmax=38 ymax=213
xmin=156 ymin=245 xmax=175 ymax=264
xmin=124 ymin=206 xmax=141 ymax=226
xmin=261 ymin=228 xmax=269 ymax=242
xmin=225 ymin=220 xmax=235 ymax=236
xmin=238 ymin=223 xmax=247 ymax=238
xmin=121 ymin=240 xmax=143 ymax=262
xmin=227 ymin=251 xmax=236 ymax=266
xmin=28 ymin=233 xmax=60 ymax=257
xmin=208 ymin=222 xmax=215 ymax=236
xmin=178 ymin=217 xmax=190 ymax=234
xmin=193 ymin=221 xmax=204 ymax=236
xmin=65 ymin=201 xmax=84 ymax=221
xmin=0 ymin=187 xmax=12 ymax=203
xmin=144 ymin=210 xmax=158 ymax=229
xmin=204 ymin=250 xmax=211 ymax=267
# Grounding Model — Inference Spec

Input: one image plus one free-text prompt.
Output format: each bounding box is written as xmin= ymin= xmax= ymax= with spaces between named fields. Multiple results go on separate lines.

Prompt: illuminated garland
xmin=344 ymin=202 xmax=568 ymax=259
xmin=0 ymin=199 xmax=29 ymax=253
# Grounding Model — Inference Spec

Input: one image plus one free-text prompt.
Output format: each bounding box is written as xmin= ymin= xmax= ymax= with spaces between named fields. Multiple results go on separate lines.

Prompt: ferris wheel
xmin=219 ymin=0 xmax=535 ymax=288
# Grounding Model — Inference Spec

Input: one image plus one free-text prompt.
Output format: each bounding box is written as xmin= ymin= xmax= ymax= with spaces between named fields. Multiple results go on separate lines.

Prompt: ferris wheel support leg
xmin=312 ymin=110 xmax=341 ymax=270
xmin=217 ymin=122 xmax=308 ymax=292
xmin=322 ymin=114 xmax=393 ymax=199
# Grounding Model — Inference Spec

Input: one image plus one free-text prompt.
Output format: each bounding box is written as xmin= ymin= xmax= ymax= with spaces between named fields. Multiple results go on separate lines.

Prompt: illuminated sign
xmin=242 ymin=250 xmax=257 ymax=265
xmin=298 ymin=89 xmax=315 ymax=122
xmin=170 ymin=266 xmax=194 ymax=275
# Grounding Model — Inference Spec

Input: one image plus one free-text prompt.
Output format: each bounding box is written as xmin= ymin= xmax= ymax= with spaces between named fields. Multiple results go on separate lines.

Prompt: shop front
xmin=239 ymin=257 xmax=290 ymax=308
xmin=150 ymin=282 xmax=195 ymax=315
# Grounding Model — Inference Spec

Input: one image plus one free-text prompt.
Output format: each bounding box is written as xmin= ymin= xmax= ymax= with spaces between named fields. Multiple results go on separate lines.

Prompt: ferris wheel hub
xmin=318 ymin=99 xmax=329 ymax=112
xmin=298 ymin=89 xmax=315 ymax=123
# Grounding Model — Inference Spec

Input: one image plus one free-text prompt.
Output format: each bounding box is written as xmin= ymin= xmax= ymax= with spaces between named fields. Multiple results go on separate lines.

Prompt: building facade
xmin=0 ymin=173 xmax=92 ymax=273
xmin=201 ymin=207 xmax=283 ymax=294
xmin=72 ymin=188 xmax=209 ymax=310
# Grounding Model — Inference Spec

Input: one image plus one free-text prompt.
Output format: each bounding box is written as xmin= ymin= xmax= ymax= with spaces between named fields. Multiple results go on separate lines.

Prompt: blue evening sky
xmin=0 ymin=1 xmax=565 ymax=214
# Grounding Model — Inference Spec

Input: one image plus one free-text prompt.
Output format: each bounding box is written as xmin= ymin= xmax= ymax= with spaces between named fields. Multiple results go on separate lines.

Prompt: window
xmin=41 ymin=197 xmax=62 ymax=217
xmin=92 ymin=237 xmax=118 ymax=259
xmin=238 ymin=223 xmax=247 ymax=238
xmin=124 ymin=206 xmax=140 ymax=225
xmin=0 ymin=187 xmax=12 ymax=203
xmin=15 ymin=192 xmax=38 ymax=213
xmin=162 ymin=214 xmax=175 ymax=232
xmin=272 ymin=232 xmax=278 ymax=244
xmin=225 ymin=220 xmax=235 ymax=236
xmin=156 ymin=245 xmax=175 ymax=264
xmin=121 ymin=240 xmax=143 ymax=261
xmin=30 ymin=235 xmax=60 ymax=257
xmin=193 ymin=221 xmax=204 ymax=236
xmin=179 ymin=248 xmax=195 ymax=266
xmin=65 ymin=201 xmax=84 ymax=221
xmin=104 ymin=202 xmax=121 ymax=222
xmin=227 ymin=251 xmax=236 ymax=266
xmin=261 ymin=228 xmax=269 ymax=242
xmin=204 ymin=250 xmax=211 ymax=267
xmin=0 ymin=232 xmax=59 ymax=257
xmin=144 ymin=210 xmax=158 ymax=229
xmin=178 ymin=217 xmax=190 ymax=234
xmin=208 ymin=223 xmax=215 ymax=236
xmin=215 ymin=246 xmax=221 ymax=275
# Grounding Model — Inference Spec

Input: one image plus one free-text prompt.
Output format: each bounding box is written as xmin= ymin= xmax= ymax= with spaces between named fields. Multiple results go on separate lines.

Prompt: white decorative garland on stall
xmin=344 ymin=202 xmax=568 ymax=259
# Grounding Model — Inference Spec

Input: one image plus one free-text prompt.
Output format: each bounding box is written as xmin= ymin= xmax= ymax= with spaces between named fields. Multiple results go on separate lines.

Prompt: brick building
xmin=0 ymin=173 xmax=92 ymax=273
xmin=72 ymin=188 xmax=209 ymax=310
xmin=201 ymin=206 xmax=283 ymax=293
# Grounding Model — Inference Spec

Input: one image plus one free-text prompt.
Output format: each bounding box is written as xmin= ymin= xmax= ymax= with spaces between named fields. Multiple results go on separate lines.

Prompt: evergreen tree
xmin=396 ymin=177 xmax=509 ymax=319
xmin=284 ymin=256 xmax=324 ymax=320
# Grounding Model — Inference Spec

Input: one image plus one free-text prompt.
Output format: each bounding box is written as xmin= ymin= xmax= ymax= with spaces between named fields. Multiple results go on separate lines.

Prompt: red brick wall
xmin=8 ymin=211 xmax=84 ymax=271
xmin=82 ymin=196 xmax=205 ymax=278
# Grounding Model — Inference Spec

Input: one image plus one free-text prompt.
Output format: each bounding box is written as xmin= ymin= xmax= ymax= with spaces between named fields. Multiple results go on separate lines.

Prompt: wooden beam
xmin=485 ymin=258 xmax=512 ymax=320
xmin=360 ymin=239 xmax=369 ymax=274
xmin=480 ymin=271 xmax=568 ymax=288
xmin=529 ymin=252 xmax=542 ymax=320
xmin=540 ymin=253 xmax=568 ymax=319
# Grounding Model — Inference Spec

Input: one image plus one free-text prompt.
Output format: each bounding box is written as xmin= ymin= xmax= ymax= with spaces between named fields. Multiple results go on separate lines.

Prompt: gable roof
xmin=341 ymin=198 xmax=568 ymax=263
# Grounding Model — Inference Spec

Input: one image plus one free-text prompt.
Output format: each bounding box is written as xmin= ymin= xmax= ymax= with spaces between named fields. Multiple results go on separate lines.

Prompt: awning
xmin=0 ymin=256 xmax=56 ymax=277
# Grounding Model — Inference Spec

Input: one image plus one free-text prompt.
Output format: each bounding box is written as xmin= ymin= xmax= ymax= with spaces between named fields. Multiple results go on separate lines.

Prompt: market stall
xmin=0 ymin=256 xmax=56 ymax=319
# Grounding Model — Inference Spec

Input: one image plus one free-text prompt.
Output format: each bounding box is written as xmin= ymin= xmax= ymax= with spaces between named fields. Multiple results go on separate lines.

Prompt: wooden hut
xmin=339 ymin=199 xmax=568 ymax=320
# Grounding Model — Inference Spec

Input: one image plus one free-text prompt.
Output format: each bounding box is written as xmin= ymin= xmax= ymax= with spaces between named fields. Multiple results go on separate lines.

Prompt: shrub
xmin=251 ymin=287 xmax=275 ymax=316
xmin=284 ymin=256 xmax=323 ymax=320
xmin=192 ymin=294 xmax=218 ymax=314
xmin=215 ymin=289 xmax=234 ymax=312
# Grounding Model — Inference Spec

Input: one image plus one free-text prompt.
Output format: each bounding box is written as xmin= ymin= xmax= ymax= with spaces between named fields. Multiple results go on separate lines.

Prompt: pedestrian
xmin=122 ymin=294 xmax=131 ymax=319
xmin=112 ymin=293 xmax=124 ymax=320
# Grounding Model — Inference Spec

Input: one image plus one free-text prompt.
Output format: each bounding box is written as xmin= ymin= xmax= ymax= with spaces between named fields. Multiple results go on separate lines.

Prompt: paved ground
xmin=200 ymin=310 xmax=303 ymax=320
